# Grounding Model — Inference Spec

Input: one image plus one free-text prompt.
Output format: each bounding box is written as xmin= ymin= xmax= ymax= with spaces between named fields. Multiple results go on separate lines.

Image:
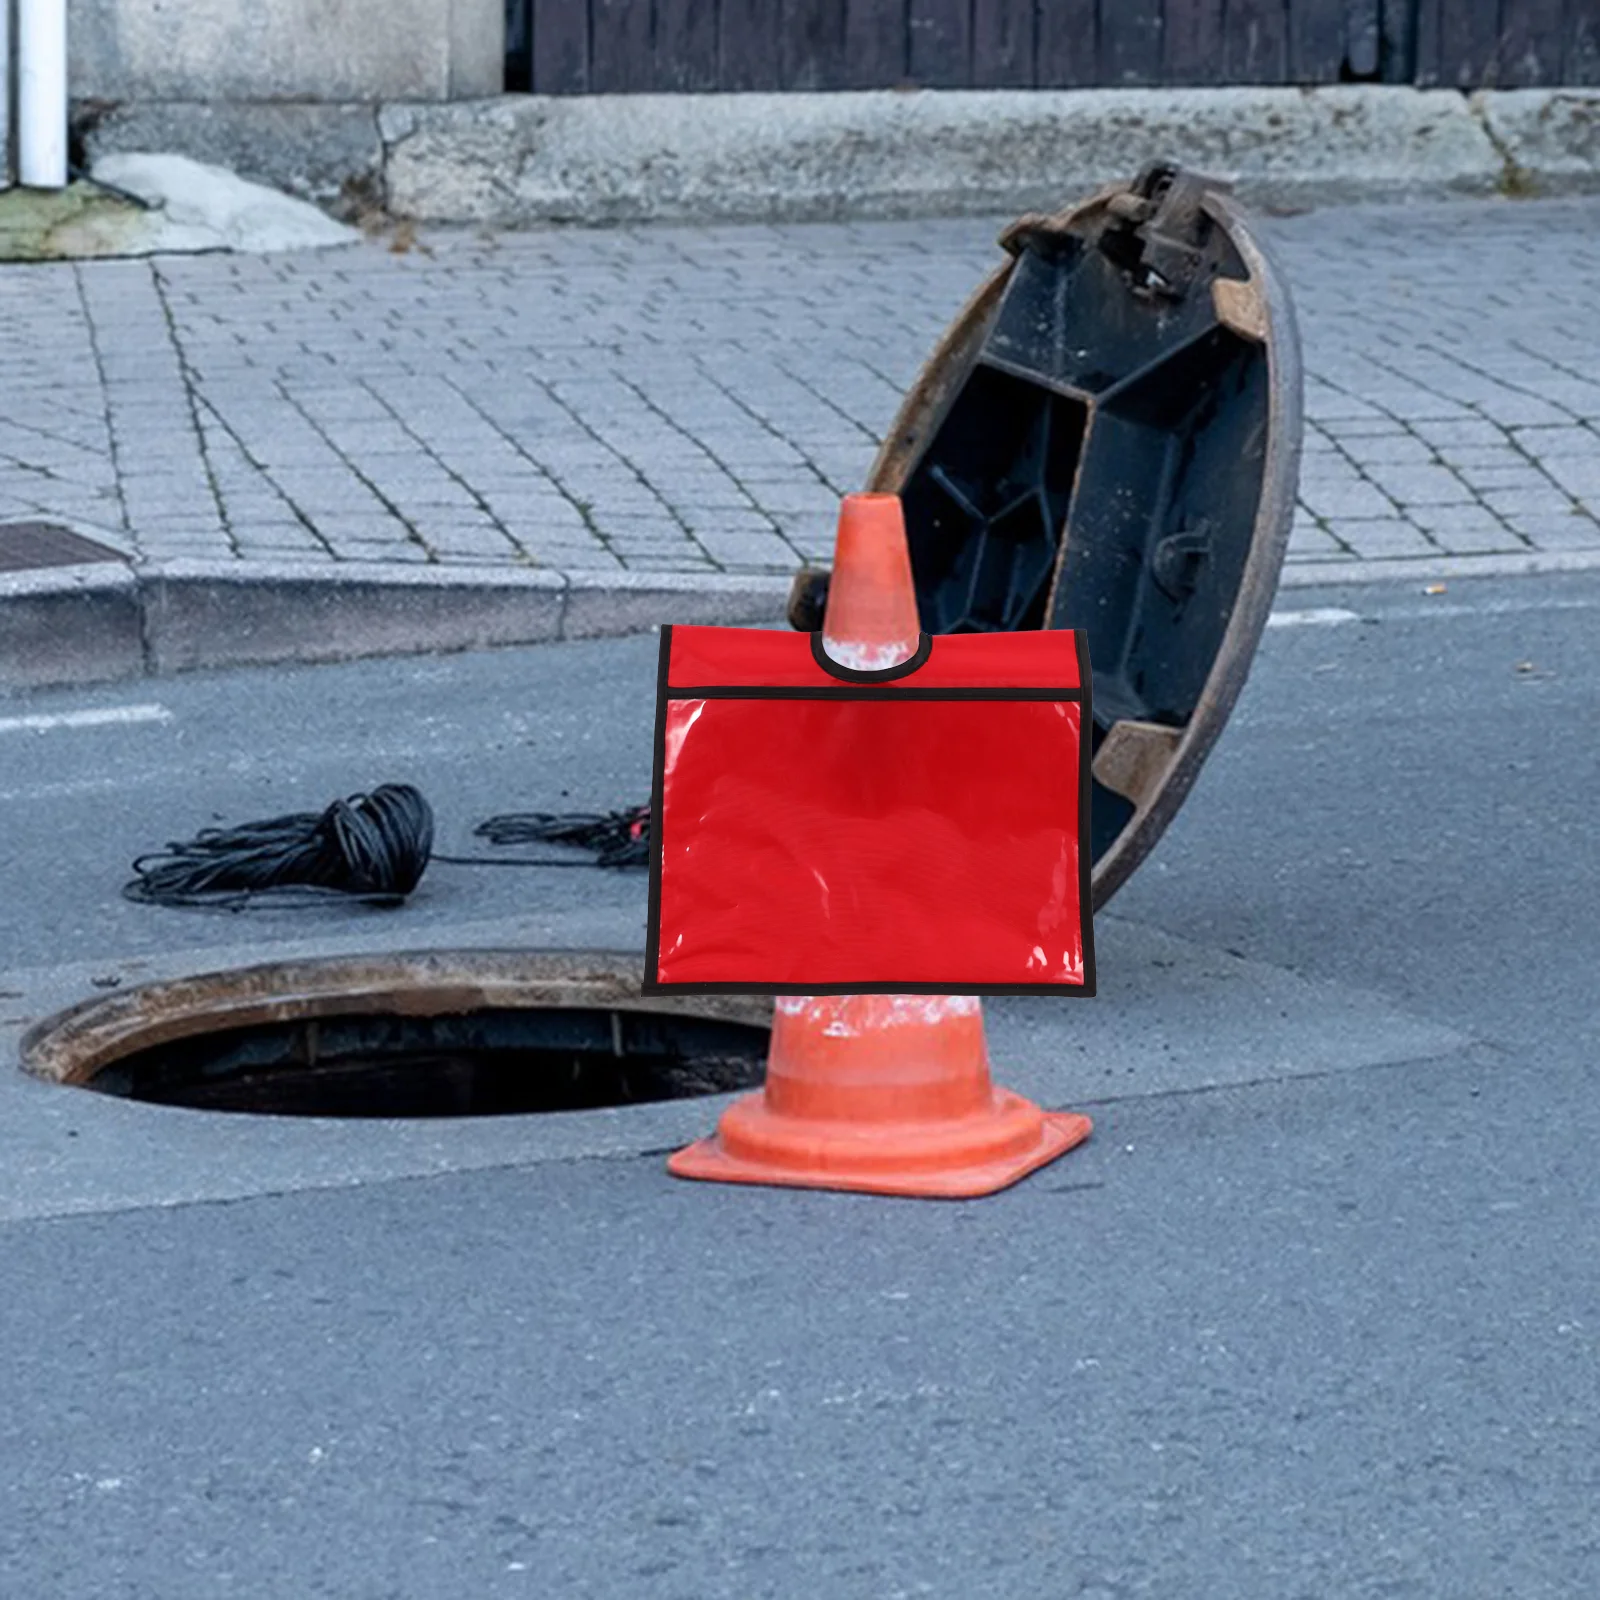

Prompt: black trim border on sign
xmin=644 ymin=622 xmax=1097 ymax=998
xmin=640 ymin=978 xmax=1095 ymax=997
xmin=642 ymin=624 xmax=672 ymax=994
xmin=1075 ymin=627 xmax=1097 ymax=996
xmin=667 ymin=685 xmax=1084 ymax=703
xmin=809 ymin=628 xmax=933 ymax=683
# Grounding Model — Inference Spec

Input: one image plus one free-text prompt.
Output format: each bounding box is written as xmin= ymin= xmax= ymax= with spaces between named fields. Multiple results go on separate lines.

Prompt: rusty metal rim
xmin=20 ymin=949 xmax=774 ymax=1089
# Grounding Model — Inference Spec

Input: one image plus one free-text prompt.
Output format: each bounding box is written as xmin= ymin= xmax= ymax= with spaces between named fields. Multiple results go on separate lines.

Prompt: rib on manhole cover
xmin=20 ymin=950 xmax=771 ymax=1118
xmin=0 ymin=522 xmax=127 ymax=573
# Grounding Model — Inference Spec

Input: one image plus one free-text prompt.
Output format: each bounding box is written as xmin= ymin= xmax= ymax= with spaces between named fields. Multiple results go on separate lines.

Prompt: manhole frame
xmin=20 ymin=948 xmax=773 ymax=1092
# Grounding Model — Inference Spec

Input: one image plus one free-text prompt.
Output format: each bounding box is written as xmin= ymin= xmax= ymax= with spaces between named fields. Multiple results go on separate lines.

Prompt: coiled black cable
xmin=124 ymin=784 xmax=435 ymax=910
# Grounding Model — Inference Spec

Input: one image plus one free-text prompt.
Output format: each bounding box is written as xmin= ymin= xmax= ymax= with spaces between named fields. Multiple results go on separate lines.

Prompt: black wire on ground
xmin=460 ymin=805 xmax=651 ymax=869
xmin=124 ymin=791 xmax=652 ymax=911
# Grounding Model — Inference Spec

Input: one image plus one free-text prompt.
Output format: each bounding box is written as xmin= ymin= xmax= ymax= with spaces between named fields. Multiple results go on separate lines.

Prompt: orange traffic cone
xmin=667 ymin=492 xmax=1092 ymax=1198
xmin=814 ymin=492 xmax=920 ymax=670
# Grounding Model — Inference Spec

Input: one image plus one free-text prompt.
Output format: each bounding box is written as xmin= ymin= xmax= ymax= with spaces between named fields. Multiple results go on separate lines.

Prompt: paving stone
xmin=520 ymin=543 xmax=624 ymax=569
xmin=1338 ymin=432 xmax=1438 ymax=466
xmin=1324 ymin=518 xmax=1439 ymax=558
xmin=678 ymin=508 xmax=786 ymax=538
xmin=1299 ymin=479 xmax=1400 ymax=520
xmin=232 ymin=523 xmax=325 ymax=546
xmin=599 ymin=518 xmax=698 ymax=545
xmin=1406 ymin=502 xmax=1515 ymax=539
xmin=636 ymin=474 xmax=757 ymax=510
xmin=420 ymin=534 xmax=522 ymax=561
xmin=698 ymin=538 xmax=801 ymax=570
xmin=1526 ymin=381 xmax=1600 ymax=419
xmin=1510 ymin=425 xmax=1600 ymax=458
xmin=1472 ymin=392 xmax=1573 ymax=428
xmin=302 ymin=511 xmax=411 ymax=541
xmin=1455 ymin=464 xmax=1556 ymax=493
xmin=269 ymin=471 xmax=392 ymax=508
xmin=493 ymin=500 xmax=590 ymax=530
xmin=1364 ymin=463 xmax=1477 ymax=506
xmin=141 ymin=542 xmax=238 ymax=561
xmin=320 ymin=541 xmax=432 ymax=563
xmin=1286 ymin=524 xmax=1347 ymax=559
xmin=1540 ymin=457 xmax=1600 ymax=498
xmin=230 ymin=547 xmax=334 ymax=565
xmin=618 ymin=554 xmax=718 ymax=571
xmin=1445 ymin=445 xmax=1534 ymax=472
xmin=1500 ymin=512 xmax=1600 ymax=548
xmin=1480 ymin=486 xmax=1580 ymax=518
xmin=1410 ymin=417 xmax=1516 ymax=449
xmin=367 ymin=484 xmax=480 ymax=512
xmin=1425 ymin=524 xmax=1530 ymax=554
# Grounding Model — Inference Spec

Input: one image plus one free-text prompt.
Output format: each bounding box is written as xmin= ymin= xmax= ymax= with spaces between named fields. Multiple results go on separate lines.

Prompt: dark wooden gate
xmin=506 ymin=2 xmax=1600 ymax=93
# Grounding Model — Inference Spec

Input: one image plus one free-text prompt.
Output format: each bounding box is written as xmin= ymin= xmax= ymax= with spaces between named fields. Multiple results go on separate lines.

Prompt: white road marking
xmin=1266 ymin=607 xmax=1363 ymax=628
xmin=0 ymin=704 xmax=172 ymax=735
xmin=1264 ymin=593 xmax=1600 ymax=629
xmin=1381 ymin=595 xmax=1600 ymax=622
xmin=0 ymin=776 xmax=128 ymax=802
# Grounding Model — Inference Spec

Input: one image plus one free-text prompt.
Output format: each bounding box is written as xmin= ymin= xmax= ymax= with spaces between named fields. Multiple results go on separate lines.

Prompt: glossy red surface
xmin=649 ymin=627 xmax=1092 ymax=993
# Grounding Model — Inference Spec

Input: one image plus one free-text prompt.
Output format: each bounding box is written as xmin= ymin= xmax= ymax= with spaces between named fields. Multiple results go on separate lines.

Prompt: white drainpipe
xmin=1 ymin=0 xmax=12 ymax=188
xmin=1 ymin=0 xmax=11 ymax=187
xmin=18 ymin=0 xmax=69 ymax=190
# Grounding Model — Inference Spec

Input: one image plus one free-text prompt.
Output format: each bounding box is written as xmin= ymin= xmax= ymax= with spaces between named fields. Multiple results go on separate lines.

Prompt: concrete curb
xmin=1473 ymin=89 xmax=1600 ymax=193
xmin=0 ymin=565 xmax=147 ymax=690
xmin=0 ymin=561 xmax=792 ymax=691
xmin=379 ymin=86 xmax=1512 ymax=224
xmin=80 ymin=86 xmax=1600 ymax=228
xmin=7 ymin=550 xmax=1599 ymax=692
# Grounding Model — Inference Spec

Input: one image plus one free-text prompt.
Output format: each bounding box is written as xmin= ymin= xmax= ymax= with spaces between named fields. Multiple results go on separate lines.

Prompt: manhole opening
xmin=0 ymin=522 xmax=128 ymax=573
xmin=83 ymin=1007 xmax=769 ymax=1118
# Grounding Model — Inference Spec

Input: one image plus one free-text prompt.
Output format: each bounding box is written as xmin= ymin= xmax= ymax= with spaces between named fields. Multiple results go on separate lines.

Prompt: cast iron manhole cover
xmin=0 ymin=522 xmax=127 ymax=573
xmin=21 ymin=950 xmax=771 ymax=1119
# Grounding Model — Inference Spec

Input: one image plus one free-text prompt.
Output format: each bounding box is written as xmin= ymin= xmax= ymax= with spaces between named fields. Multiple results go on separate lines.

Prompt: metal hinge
xmin=1099 ymin=163 xmax=1228 ymax=301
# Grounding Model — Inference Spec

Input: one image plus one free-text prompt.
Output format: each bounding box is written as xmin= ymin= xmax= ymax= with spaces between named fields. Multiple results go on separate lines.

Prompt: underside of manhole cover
xmin=21 ymin=950 xmax=772 ymax=1119
xmin=0 ymin=522 xmax=127 ymax=573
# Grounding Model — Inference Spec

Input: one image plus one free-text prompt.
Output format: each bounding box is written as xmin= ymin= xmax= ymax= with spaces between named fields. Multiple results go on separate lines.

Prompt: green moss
xmin=1494 ymin=160 xmax=1541 ymax=200
xmin=0 ymin=182 xmax=149 ymax=261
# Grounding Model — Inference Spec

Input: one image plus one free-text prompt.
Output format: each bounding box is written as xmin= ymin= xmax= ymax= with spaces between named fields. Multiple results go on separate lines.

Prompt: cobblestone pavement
xmin=2 ymin=196 xmax=1598 ymax=578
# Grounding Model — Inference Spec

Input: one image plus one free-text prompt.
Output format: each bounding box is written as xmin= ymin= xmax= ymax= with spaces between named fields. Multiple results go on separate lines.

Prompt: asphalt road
xmin=0 ymin=572 xmax=1596 ymax=1597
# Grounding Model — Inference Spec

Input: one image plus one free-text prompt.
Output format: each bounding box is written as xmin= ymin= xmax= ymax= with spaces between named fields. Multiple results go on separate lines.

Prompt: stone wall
xmin=69 ymin=0 xmax=503 ymax=102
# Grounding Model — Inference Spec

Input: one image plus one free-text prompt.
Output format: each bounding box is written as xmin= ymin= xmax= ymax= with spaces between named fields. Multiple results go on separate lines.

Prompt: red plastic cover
xmin=645 ymin=626 xmax=1094 ymax=995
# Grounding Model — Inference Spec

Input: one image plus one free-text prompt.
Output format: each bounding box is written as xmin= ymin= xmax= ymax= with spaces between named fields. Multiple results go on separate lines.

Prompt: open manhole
xmin=20 ymin=950 xmax=770 ymax=1118
xmin=0 ymin=522 xmax=128 ymax=573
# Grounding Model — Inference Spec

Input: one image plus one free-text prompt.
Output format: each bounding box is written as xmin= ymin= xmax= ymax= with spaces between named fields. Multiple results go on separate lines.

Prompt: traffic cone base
xmin=668 ymin=1092 xmax=1092 ymax=1199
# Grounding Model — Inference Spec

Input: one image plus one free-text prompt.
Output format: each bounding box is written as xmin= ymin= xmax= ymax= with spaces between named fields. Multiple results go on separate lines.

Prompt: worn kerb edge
xmin=6 ymin=554 xmax=1596 ymax=690
xmin=0 ymin=564 xmax=796 ymax=687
